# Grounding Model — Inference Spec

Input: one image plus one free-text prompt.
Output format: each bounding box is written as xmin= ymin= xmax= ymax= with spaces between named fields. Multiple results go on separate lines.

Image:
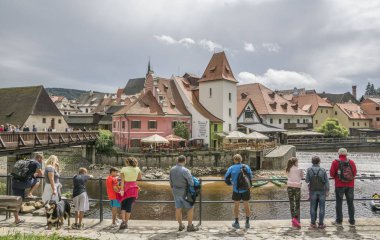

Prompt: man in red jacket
xmin=330 ymin=148 xmax=357 ymax=226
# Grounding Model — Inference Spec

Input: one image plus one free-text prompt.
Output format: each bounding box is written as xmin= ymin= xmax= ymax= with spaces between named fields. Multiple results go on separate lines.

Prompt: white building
xmin=198 ymin=52 xmax=238 ymax=132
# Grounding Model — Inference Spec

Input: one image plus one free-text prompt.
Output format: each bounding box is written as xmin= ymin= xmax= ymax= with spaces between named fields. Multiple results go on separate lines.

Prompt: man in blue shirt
xmin=224 ymin=154 xmax=253 ymax=229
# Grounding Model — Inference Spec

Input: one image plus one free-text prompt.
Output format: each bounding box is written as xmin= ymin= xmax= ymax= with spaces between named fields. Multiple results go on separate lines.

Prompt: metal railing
xmin=286 ymin=136 xmax=380 ymax=145
xmin=1 ymin=175 xmax=380 ymax=225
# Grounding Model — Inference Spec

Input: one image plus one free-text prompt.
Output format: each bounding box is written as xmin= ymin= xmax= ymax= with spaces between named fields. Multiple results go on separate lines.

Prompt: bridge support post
xmin=82 ymin=145 xmax=96 ymax=164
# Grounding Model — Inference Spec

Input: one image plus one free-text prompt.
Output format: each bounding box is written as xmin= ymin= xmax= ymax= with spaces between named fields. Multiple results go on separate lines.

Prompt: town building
xmin=112 ymin=77 xmax=191 ymax=149
xmin=76 ymin=91 xmax=111 ymax=114
xmin=275 ymin=88 xmax=316 ymax=101
xmin=237 ymin=83 xmax=312 ymax=130
xmin=173 ymin=74 xmax=223 ymax=149
xmin=0 ymin=86 xmax=68 ymax=131
xmin=98 ymin=105 xmax=124 ymax=130
xmin=291 ymin=93 xmax=333 ymax=128
xmin=333 ymin=102 xmax=371 ymax=129
xmin=50 ymin=96 xmax=80 ymax=115
xmin=318 ymin=86 xmax=359 ymax=105
xmin=360 ymin=97 xmax=380 ymax=129
xmin=198 ymin=52 xmax=238 ymax=132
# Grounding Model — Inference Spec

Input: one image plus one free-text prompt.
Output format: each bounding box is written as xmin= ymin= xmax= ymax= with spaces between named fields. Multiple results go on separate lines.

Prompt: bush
xmin=316 ymin=118 xmax=349 ymax=138
xmin=95 ymin=129 xmax=115 ymax=156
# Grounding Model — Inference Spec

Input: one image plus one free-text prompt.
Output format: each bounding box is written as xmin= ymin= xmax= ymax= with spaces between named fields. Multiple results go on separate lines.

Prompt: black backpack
xmin=237 ymin=165 xmax=251 ymax=190
xmin=11 ymin=159 xmax=33 ymax=181
xmin=309 ymin=168 xmax=325 ymax=191
xmin=336 ymin=159 xmax=354 ymax=182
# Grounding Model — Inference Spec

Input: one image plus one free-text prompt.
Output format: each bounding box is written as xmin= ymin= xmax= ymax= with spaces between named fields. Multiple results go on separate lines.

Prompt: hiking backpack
xmin=336 ymin=159 xmax=354 ymax=182
xmin=309 ymin=168 xmax=325 ymax=191
xmin=237 ymin=165 xmax=251 ymax=190
xmin=11 ymin=159 xmax=33 ymax=181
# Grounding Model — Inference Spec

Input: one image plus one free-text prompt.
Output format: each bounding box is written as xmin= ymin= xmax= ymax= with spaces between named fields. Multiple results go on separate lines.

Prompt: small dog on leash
xmin=44 ymin=199 xmax=71 ymax=230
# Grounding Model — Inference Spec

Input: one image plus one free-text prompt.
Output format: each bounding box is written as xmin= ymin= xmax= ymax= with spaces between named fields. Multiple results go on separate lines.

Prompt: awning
xmin=226 ymin=131 xmax=248 ymax=140
xmin=246 ymin=131 xmax=270 ymax=140
xmin=141 ymin=134 xmax=169 ymax=144
xmin=239 ymin=123 xmax=287 ymax=133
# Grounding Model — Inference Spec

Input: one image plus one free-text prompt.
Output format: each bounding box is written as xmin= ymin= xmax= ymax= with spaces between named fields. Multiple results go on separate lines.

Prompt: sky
xmin=1 ymin=0 xmax=380 ymax=97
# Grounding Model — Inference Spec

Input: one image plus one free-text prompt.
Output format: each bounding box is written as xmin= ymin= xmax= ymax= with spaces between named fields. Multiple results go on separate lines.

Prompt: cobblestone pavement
xmin=1 ymin=217 xmax=380 ymax=239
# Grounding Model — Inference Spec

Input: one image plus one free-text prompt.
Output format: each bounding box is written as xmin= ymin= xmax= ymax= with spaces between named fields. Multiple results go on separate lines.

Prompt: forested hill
xmin=46 ymin=88 xmax=88 ymax=100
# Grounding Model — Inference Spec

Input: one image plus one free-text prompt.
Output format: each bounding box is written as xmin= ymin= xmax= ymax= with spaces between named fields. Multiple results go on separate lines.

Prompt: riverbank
xmin=1 ymin=216 xmax=379 ymax=240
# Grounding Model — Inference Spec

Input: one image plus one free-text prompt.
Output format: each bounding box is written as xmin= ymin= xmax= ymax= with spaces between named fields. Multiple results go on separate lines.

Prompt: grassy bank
xmin=0 ymin=233 xmax=92 ymax=240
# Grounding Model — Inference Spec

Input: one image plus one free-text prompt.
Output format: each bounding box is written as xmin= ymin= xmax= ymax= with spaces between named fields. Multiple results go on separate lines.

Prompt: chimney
xmin=352 ymin=85 xmax=357 ymax=99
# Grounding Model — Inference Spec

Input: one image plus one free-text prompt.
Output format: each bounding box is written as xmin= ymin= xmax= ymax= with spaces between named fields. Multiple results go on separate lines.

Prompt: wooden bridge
xmin=0 ymin=131 xmax=99 ymax=156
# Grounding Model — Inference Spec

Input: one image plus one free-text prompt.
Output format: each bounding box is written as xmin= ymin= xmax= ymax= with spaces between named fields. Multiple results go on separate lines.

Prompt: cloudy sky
xmin=1 ymin=0 xmax=380 ymax=96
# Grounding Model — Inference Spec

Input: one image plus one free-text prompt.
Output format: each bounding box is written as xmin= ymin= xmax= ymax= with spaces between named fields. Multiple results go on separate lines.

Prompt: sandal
xmin=14 ymin=219 xmax=25 ymax=226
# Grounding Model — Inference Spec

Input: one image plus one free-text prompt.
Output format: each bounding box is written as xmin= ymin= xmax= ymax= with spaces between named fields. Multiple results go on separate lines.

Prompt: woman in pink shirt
xmin=286 ymin=157 xmax=304 ymax=229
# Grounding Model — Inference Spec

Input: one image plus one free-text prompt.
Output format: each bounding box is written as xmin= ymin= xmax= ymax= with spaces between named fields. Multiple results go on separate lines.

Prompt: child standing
xmin=72 ymin=168 xmax=93 ymax=229
xmin=106 ymin=167 xmax=121 ymax=228
xmin=286 ymin=157 xmax=304 ymax=229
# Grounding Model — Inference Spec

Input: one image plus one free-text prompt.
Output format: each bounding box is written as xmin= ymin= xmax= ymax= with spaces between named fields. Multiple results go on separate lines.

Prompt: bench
xmin=0 ymin=195 xmax=23 ymax=219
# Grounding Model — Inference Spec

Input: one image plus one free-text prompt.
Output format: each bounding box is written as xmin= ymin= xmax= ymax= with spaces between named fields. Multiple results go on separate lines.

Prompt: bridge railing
xmin=286 ymin=136 xmax=380 ymax=145
xmin=0 ymin=131 xmax=99 ymax=150
xmin=1 ymin=175 xmax=380 ymax=225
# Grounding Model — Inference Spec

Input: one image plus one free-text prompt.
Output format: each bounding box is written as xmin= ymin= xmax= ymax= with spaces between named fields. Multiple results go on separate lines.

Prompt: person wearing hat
xmin=330 ymin=148 xmax=357 ymax=226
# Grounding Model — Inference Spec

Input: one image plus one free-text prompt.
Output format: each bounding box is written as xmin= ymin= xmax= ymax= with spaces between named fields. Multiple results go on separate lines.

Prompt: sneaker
xmin=309 ymin=223 xmax=317 ymax=229
xmin=71 ymin=223 xmax=79 ymax=229
xmin=332 ymin=221 xmax=342 ymax=226
xmin=232 ymin=221 xmax=240 ymax=229
xmin=245 ymin=222 xmax=250 ymax=229
xmin=178 ymin=224 xmax=185 ymax=231
xmin=119 ymin=222 xmax=127 ymax=230
xmin=109 ymin=223 xmax=118 ymax=229
xmin=186 ymin=224 xmax=199 ymax=232
xmin=349 ymin=220 xmax=355 ymax=226
xmin=318 ymin=224 xmax=326 ymax=229
xmin=292 ymin=218 xmax=301 ymax=229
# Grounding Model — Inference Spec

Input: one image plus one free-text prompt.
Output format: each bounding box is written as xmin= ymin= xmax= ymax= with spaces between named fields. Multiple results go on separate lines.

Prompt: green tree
xmin=95 ymin=129 xmax=115 ymax=155
xmin=173 ymin=122 xmax=189 ymax=140
xmin=316 ymin=118 xmax=349 ymax=138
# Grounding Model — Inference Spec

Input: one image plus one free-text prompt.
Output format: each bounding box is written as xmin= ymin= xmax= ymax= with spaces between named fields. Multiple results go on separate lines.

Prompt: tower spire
xmin=147 ymin=56 xmax=153 ymax=76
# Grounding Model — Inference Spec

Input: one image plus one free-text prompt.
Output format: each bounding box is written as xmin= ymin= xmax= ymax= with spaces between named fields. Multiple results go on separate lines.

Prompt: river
xmin=57 ymin=148 xmax=380 ymax=221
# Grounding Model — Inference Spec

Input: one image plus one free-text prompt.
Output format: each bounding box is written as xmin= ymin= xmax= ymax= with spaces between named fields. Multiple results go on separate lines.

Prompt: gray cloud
xmin=0 ymin=0 xmax=379 ymax=97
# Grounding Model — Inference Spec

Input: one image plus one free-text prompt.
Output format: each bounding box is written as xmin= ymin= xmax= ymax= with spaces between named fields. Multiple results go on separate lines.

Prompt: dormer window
xmin=225 ymin=66 xmax=230 ymax=72
xmin=210 ymin=66 xmax=216 ymax=72
xmin=281 ymin=102 xmax=288 ymax=109
xmin=268 ymin=92 xmax=275 ymax=99
xmin=269 ymin=101 xmax=277 ymax=109
xmin=241 ymin=93 xmax=248 ymax=99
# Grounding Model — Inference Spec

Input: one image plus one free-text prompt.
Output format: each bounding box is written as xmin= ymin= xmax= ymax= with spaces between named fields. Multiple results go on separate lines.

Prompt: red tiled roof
xmin=237 ymin=83 xmax=311 ymax=116
xmin=292 ymin=94 xmax=332 ymax=115
xmin=336 ymin=102 xmax=369 ymax=120
xmin=198 ymin=52 xmax=238 ymax=83
xmin=114 ymin=91 xmax=164 ymax=116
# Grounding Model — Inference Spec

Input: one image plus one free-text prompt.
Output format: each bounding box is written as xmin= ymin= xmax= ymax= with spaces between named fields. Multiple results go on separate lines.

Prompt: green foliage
xmin=365 ymin=82 xmax=377 ymax=96
xmin=173 ymin=122 xmax=189 ymax=140
xmin=0 ymin=233 xmax=91 ymax=240
xmin=316 ymin=118 xmax=349 ymax=138
xmin=95 ymin=129 xmax=115 ymax=155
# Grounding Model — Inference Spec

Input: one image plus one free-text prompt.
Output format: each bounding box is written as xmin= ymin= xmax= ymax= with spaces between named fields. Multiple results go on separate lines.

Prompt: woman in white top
xmin=42 ymin=155 xmax=61 ymax=202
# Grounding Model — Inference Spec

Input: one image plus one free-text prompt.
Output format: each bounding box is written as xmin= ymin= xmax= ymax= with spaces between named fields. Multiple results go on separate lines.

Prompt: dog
xmin=44 ymin=199 xmax=71 ymax=230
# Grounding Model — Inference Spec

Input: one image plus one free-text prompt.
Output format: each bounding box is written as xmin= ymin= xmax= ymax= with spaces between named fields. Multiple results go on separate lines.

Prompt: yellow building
xmin=292 ymin=94 xmax=333 ymax=128
xmin=333 ymin=103 xmax=371 ymax=129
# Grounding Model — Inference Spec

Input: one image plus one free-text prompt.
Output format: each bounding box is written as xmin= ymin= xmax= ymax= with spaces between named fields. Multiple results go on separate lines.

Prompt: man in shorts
xmin=225 ymin=154 xmax=253 ymax=229
xmin=106 ymin=167 xmax=121 ymax=228
xmin=169 ymin=155 xmax=199 ymax=232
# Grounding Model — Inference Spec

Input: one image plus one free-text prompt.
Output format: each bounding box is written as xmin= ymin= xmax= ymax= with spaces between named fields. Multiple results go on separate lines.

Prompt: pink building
xmin=112 ymin=77 xmax=191 ymax=149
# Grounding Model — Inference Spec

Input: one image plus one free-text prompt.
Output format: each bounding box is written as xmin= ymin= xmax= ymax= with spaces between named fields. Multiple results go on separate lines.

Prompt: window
xmin=86 ymin=108 xmax=88 ymax=113
xmin=229 ymin=93 xmax=232 ymax=102
xmin=303 ymin=119 xmax=306 ymax=123
xmin=209 ymin=88 xmax=212 ymax=97
xmin=131 ymin=120 xmax=141 ymax=129
xmin=64 ymin=112 xmax=67 ymax=115
xmin=326 ymin=110 xmax=328 ymax=114
xmin=288 ymin=119 xmax=291 ymax=123
xmin=122 ymin=121 xmax=125 ymax=129
xmin=376 ymin=107 xmax=380 ymax=111
xmin=130 ymin=139 xmax=140 ymax=147
xmin=42 ymin=118 xmax=46 ymax=123
xmin=316 ymin=120 xmax=319 ymax=125
xmin=113 ymin=122 xmax=116 ymax=128
xmin=297 ymin=119 xmax=300 ymax=124
xmin=58 ymin=119 xmax=62 ymax=124
xmin=279 ymin=119 xmax=282 ymax=124
xmin=357 ymin=122 xmax=359 ymax=126
xmin=321 ymin=109 xmax=323 ymax=114
xmin=229 ymin=108 xmax=231 ymax=117
xmin=270 ymin=118 xmax=273 ymax=124
xmin=148 ymin=120 xmax=157 ymax=129
xmin=229 ymin=124 xmax=231 ymax=132
xmin=377 ymin=117 xmax=380 ymax=121
xmin=214 ymin=124 xmax=218 ymax=132
xmin=245 ymin=111 xmax=253 ymax=119
xmin=353 ymin=122 xmax=355 ymax=127
xmin=365 ymin=122 xmax=367 ymax=126
xmin=335 ymin=111 xmax=337 ymax=115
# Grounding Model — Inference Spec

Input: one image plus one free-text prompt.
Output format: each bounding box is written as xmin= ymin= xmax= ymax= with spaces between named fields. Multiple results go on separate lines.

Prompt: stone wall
xmin=96 ymin=150 xmax=263 ymax=169
xmin=262 ymin=145 xmax=296 ymax=170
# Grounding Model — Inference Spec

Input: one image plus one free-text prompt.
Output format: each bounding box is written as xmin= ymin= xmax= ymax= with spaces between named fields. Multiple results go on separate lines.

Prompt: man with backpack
xmin=224 ymin=154 xmax=253 ymax=229
xmin=169 ymin=155 xmax=199 ymax=232
xmin=306 ymin=156 xmax=329 ymax=229
xmin=330 ymin=148 xmax=357 ymax=226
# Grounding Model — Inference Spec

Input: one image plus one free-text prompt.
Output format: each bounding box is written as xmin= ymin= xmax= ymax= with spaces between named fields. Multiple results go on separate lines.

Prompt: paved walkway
xmin=1 ymin=216 xmax=380 ymax=239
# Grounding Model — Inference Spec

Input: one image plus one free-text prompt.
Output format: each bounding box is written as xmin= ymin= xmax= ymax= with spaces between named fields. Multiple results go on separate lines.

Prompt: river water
xmin=58 ymin=148 xmax=380 ymax=221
